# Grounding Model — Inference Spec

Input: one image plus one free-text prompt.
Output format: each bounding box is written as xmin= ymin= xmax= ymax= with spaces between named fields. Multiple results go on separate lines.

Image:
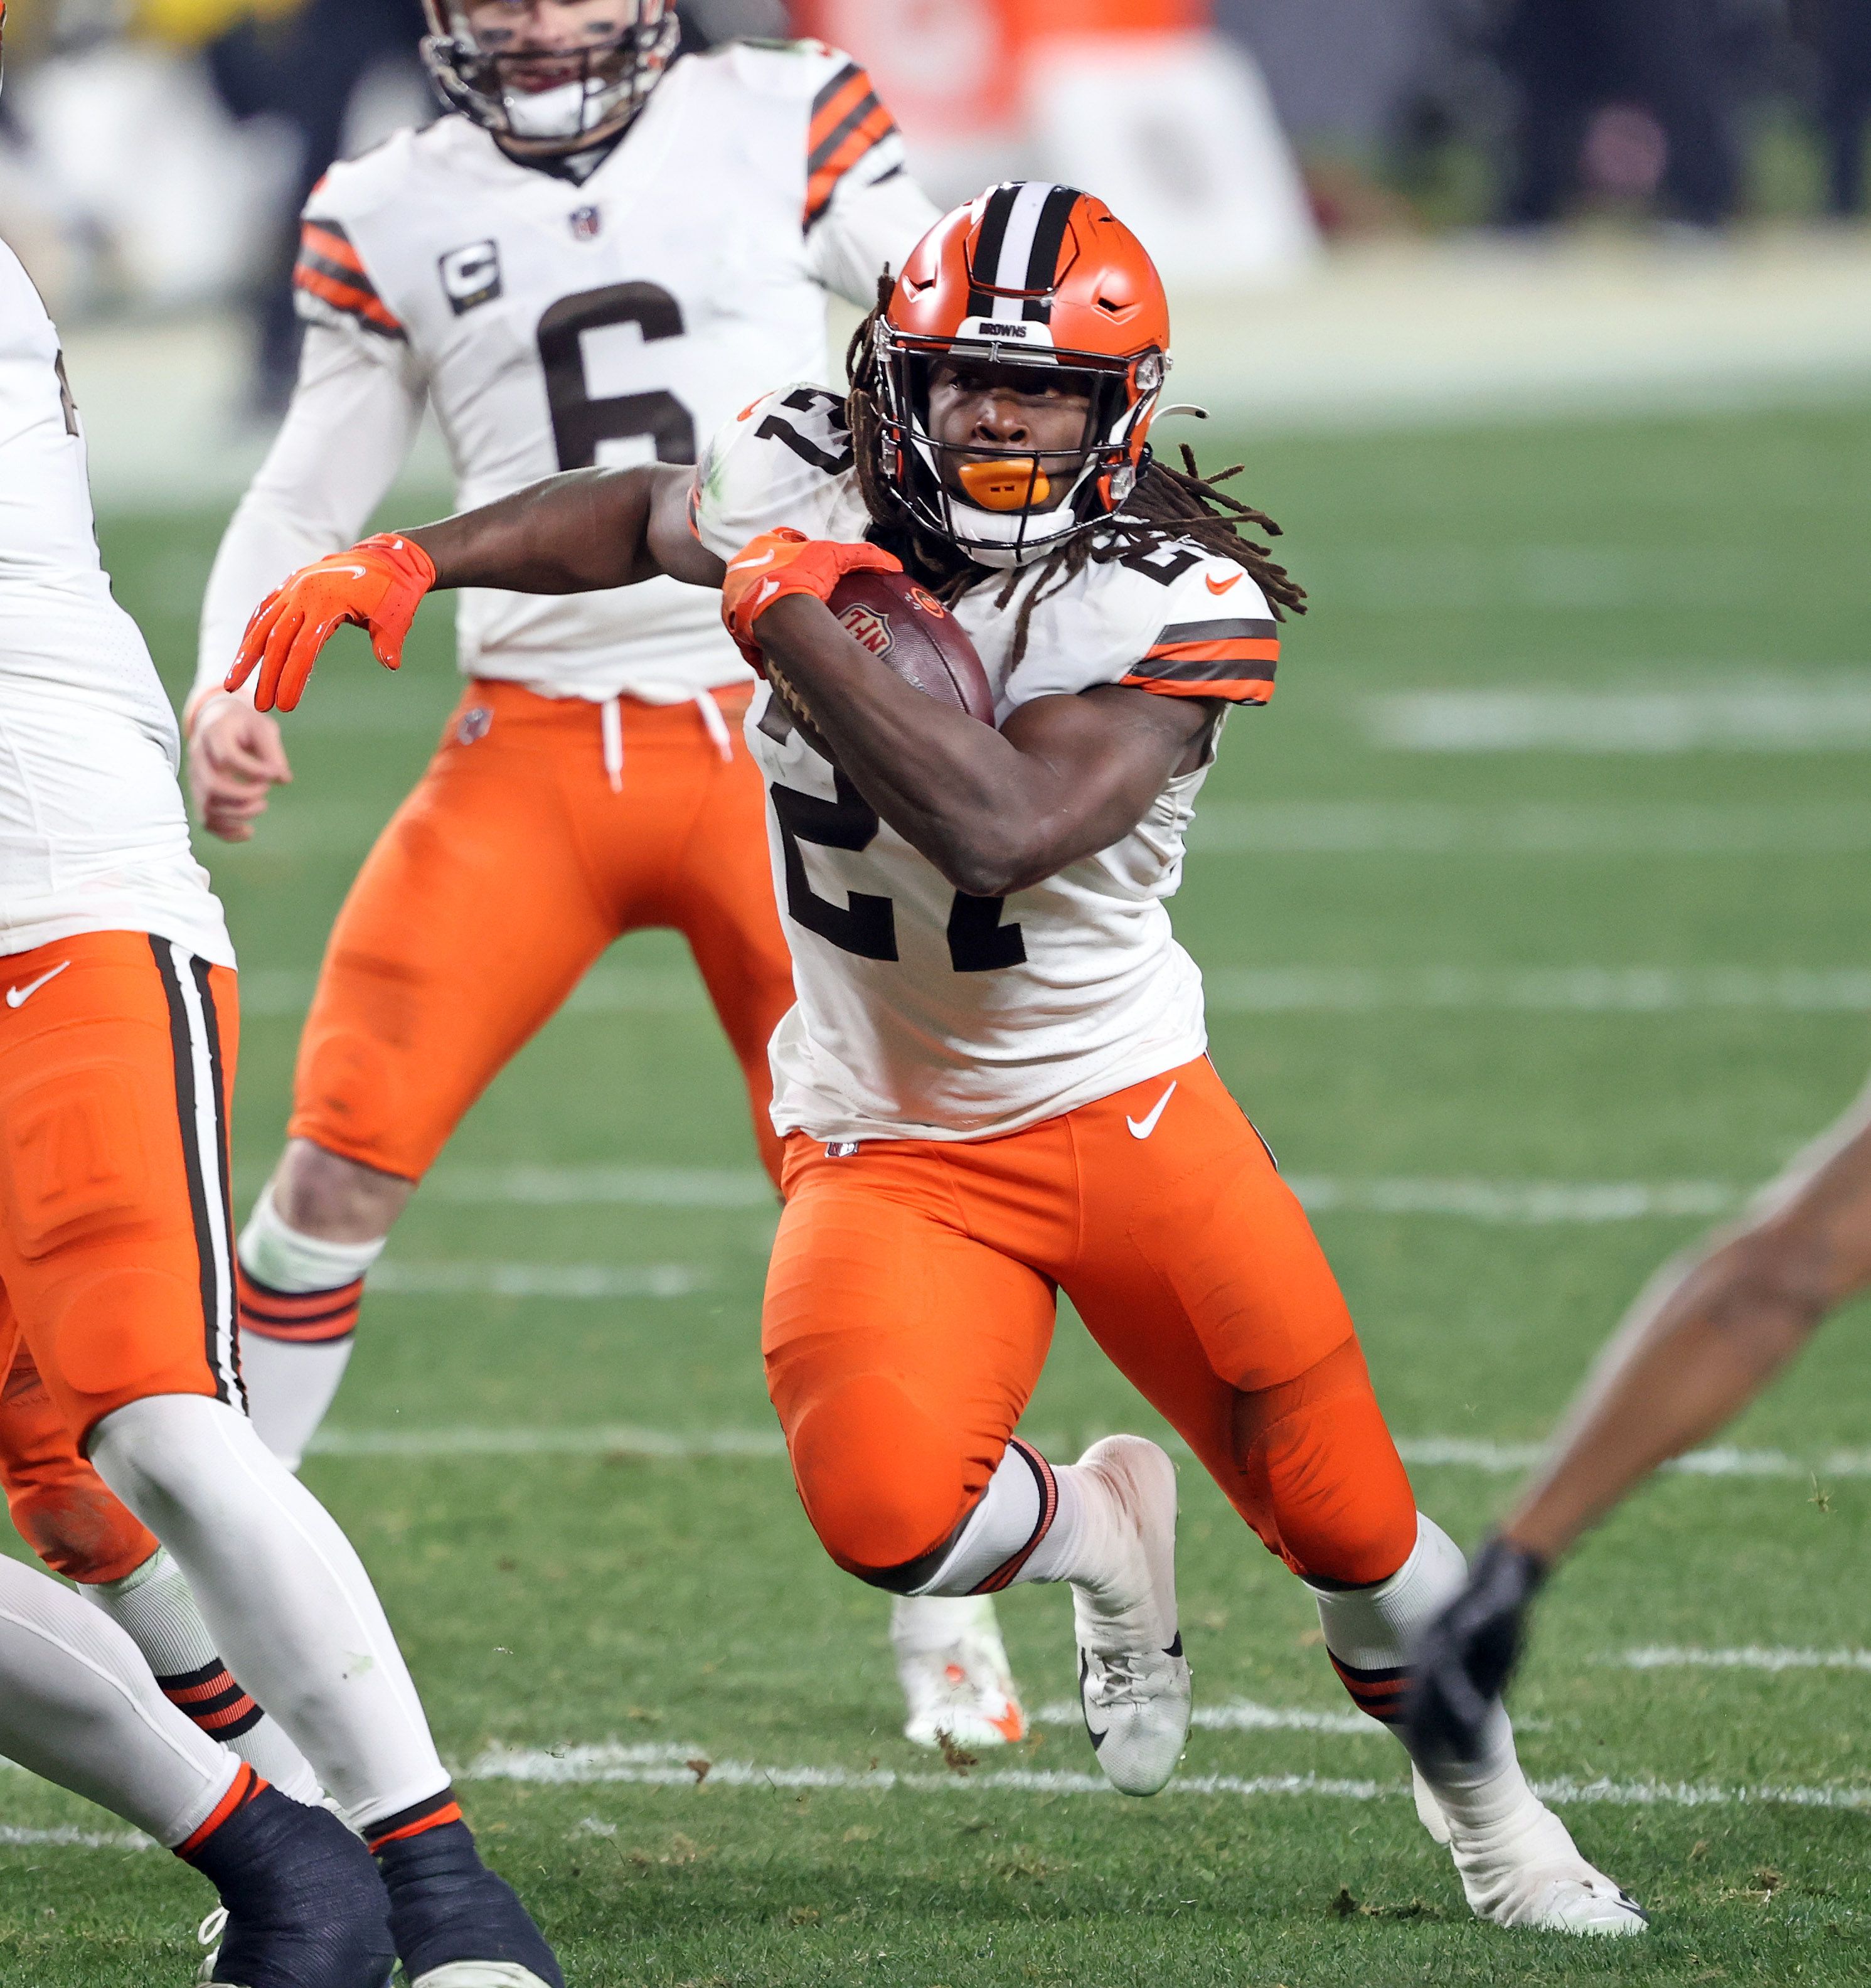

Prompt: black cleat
xmin=184 ymin=1782 xmax=394 ymax=1988
xmin=374 ymin=1819 xmax=563 ymax=1988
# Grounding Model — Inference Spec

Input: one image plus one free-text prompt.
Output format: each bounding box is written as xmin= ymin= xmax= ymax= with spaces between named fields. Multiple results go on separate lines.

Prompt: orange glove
xmin=226 ymin=533 xmax=437 ymax=713
xmin=720 ymin=529 xmax=902 ymax=670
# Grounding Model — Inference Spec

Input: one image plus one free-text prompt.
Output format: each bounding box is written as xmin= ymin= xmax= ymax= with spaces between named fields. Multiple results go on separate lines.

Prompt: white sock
xmin=905 ymin=1441 xmax=1093 ymax=1596
xmin=237 ymin=1184 xmax=385 ymax=1470
xmin=85 ymin=1546 xmax=324 ymax=1805
xmin=89 ymin=1394 xmax=449 ymax=1834
xmin=0 ymin=1555 xmax=239 ymax=1847
xmin=890 ymin=1595 xmax=999 ymax=1648
xmin=1309 ymin=1512 xmax=1534 ymax=1832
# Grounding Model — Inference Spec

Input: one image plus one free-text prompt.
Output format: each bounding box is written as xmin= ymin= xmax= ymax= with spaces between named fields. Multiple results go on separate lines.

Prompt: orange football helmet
xmin=420 ymin=0 xmax=677 ymax=150
xmin=872 ymin=181 xmax=1171 ymax=569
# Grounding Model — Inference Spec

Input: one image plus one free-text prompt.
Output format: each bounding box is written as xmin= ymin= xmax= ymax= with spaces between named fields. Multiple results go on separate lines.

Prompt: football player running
xmin=1407 ymin=1080 xmax=1871 ymax=1773
xmin=0 ymin=17 xmax=558 ymax=1979
xmin=187 ymin=0 xmax=1025 ymax=1751
xmin=228 ymin=182 xmax=1645 ymax=1934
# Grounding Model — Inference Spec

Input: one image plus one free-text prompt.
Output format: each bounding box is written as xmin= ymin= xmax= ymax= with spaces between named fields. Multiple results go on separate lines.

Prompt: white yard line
xmin=1188 ymin=800 xmax=1871 ymax=856
xmin=1287 ymin=1177 xmax=1738 ymax=1222
xmin=0 ymin=1825 xmax=151 ymax=1850
xmin=303 ymin=1424 xmax=1871 ymax=1478
xmin=462 ymin=1740 xmax=1871 ymax=1812
xmin=235 ymin=963 xmax=1871 ymax=1020
xmin=1368 ymin=683 xmax=1871 ymax=754
xmin=368 ymin=1262 xmax=705 ymax=1300
xmin=377 ymin=1165 xmax=1745 ymax=1224
xmin=1613 ymin=1647 xmax=1871 ymax=1673
xmin=1033 ymin=1698 xmax=1378 ymax=1736
xmin=1203 ymin=966 xmax=1871 ymax=1012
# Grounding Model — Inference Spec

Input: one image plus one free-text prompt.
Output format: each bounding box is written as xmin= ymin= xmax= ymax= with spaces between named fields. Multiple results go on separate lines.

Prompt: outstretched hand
xmin=1401 ymin=1535 xmax=1546 ymax=1768
xmin=227 ymin=533 xmax=437 ymax=712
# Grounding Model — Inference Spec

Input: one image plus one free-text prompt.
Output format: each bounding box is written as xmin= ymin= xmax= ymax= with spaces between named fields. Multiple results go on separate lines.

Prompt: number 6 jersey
xmin=195 ymin=38 xmax=936 ymax=713
xmin=691 ymin=387 xmax=1284 ymax=1145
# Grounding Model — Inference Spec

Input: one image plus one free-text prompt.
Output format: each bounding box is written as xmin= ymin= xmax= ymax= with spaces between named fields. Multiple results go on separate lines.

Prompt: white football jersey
xmin=691 ymin=386 xmax=1282 ymax=1143
xmin=203 ymin=38 xmax=936 ymax=708
xmin=0 ymin=242 xmax=232 ymax=965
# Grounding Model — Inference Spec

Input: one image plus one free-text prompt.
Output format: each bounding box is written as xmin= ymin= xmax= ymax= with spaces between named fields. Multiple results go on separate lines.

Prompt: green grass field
xmin=6 ymin=398 xmax=1871 ymax=1985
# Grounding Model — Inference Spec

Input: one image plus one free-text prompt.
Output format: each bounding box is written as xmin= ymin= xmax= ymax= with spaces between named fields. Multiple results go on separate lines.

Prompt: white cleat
xmin=892 ymin=1595 xmax=1028 ymax=1750
xmin=1443 ymin=1793 xmax=1648 ymax=1935
xmin=1070 ymin=1435 xmax=1191 ymax=1797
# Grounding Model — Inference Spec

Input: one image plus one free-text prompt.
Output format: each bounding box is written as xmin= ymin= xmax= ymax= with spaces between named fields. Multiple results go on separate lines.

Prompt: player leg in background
xmin=667 ymin=687 xmax=1028 ymax=1750
xmin=762 ymin=1136 xmax=1183 ymax=1788
xmin=0 ymin=1339 xmax=323 ymax=1802
xmin=0 ymin=1552 xmax=394 ymax=1988
xmin=1062 ymin=1059 xmax=1644 ymax=1935
xmin=1407 ymin=1070 xmax=1871 ymax=1766
xmin=237 ymin=685 xmax=617 ymax=1467
xmin=0 ymin=933 xmax=560 ymax=1986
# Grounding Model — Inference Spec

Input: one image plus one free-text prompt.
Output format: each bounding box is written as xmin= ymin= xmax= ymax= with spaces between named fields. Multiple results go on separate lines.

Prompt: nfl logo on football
xmin=836 ymin=602 xmax=893 ymax=658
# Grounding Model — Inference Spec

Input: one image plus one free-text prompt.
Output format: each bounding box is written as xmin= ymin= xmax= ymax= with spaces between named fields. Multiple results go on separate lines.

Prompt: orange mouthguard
xmin=957 ymin=458 xmax=1052 ymax=512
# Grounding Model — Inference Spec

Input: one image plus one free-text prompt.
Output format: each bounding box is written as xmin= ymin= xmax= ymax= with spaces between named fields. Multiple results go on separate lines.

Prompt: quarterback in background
xmin=232 ymin=180 xmax=1644 ymax=1935
xmin=188 ymin=0 xmax=1024 ymax=1750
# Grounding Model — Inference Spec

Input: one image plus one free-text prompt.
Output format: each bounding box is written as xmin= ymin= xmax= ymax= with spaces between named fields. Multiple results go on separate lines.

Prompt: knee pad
xmin=786 ymin=1371 xmax=967 ymax=1581
xmin=1236 ymin=1339 xmax=1419 ymax=1588
xmin=51 ymin=1266 xmax=208 ymax=1412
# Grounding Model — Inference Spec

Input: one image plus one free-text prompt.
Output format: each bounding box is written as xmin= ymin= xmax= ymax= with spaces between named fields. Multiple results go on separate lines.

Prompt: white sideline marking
xmin=302 ymin=1424 xmax=1871 ymax=1480
xmin=237 ymin=963 xmax=1871 ymax=1020
xmin=1034 ymin=1697 xmax=1378 ymax=1736
xmin=369 ymin=1262 xmax=704 ymax=1300
xmin=1615 ymin=1647 xmax=1871 ymax=1673
xmin=1369 ymin=682 xmax=1871 ymax=754
xmin=462 ymin=1741 xmax=1871 ymax=1812
xmin=1188 ymin=799 xmax=1871 ymax=856
xmin=1203 ymin=966 xmax=1871 ymax=1013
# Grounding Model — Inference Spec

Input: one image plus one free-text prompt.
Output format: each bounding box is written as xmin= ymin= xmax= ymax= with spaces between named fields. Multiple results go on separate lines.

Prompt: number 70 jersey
xmin=693 ymin=385 xmax=1286 ymax=1146
xmin=295 ymin=38 xmax=934 ymax=702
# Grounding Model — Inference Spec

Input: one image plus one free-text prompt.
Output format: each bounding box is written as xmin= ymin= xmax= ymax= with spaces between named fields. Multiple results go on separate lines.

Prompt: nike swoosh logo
xmin=728 ymin=548 xmax=779 ymax=574
xmin=1126 ymin=1081 xmax=1177 ymax=1140
xmin=6 ymin=961 xmax=70 ymax=1008
xmin=1079 ymin=1651 xmax=1108 ymax=1748
xmin=331 ymin=565 xmax=369 ymax=580
xmin=755 ymin=577 xmax=782 ymax=606
xmin=1205 ymin=571 xmax=1242 ymax=596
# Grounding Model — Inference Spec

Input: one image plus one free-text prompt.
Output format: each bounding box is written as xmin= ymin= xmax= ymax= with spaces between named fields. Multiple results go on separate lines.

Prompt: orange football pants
xmin=290 ymin=680 xmax=794 ymax=1185
xmin=765 ymin=1055 xmax=1419 ymax=1589
xmin=0 ymin=931 xmax=242 ymax=1579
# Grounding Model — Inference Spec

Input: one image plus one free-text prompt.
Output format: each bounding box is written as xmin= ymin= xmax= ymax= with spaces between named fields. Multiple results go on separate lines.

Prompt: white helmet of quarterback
xmin=420 ymin=0 xmax=678 ymax=151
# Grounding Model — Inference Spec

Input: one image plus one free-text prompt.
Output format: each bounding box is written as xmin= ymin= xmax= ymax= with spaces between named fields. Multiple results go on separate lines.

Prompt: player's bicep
xmin=1002 ymin=685 xmax=1214 ymax=855
xmin=647 ymin=466 xmax=726 ymax=588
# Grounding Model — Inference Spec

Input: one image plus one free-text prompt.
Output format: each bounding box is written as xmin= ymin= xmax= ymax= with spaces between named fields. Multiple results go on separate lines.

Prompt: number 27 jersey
xmin=692 ymin=387 xmax=1284 ymax=1145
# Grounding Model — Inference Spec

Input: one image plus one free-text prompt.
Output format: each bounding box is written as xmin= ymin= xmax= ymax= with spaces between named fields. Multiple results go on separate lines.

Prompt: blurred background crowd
xmin=4 ymin=0 xmax=1870 ymax=415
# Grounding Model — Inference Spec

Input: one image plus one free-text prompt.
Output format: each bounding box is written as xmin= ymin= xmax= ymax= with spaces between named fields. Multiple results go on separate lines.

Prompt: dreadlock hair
xmin=845 ymin=277 xmax=1306 ymax=670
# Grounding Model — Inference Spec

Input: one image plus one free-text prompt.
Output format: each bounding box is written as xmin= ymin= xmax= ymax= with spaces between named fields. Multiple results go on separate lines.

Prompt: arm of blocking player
xmin=752 ymin=591 xmax=1217 ymax=899
xmin=225 ymin=464 xmax=715 ymax=712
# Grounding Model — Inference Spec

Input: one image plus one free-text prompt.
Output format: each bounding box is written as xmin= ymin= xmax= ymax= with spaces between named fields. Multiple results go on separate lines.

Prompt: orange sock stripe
xmin=367 ymin=1801 xmax=462 ymax=1851
xmin=237 ymin=1266 xmax=363 ymax=1343
xmin=176 ymin=1761 xmax=264 ymax=1859
xmin=973 ymin=1438 xmax=1059 ymax=1595
xmin=1330 ymin=1654 xmax=1407 ymax=1723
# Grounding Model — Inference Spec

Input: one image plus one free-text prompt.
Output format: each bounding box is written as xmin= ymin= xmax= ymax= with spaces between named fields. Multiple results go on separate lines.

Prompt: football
xmin=827 ymin=569 xmax=996 ymax=724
